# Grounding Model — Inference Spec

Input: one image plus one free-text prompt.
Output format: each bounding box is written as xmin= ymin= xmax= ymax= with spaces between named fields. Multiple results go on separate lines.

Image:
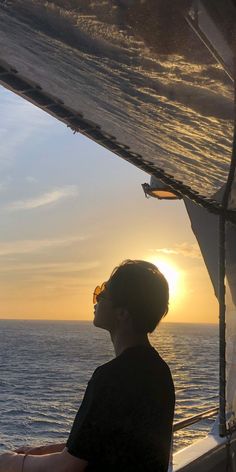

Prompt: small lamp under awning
xmin=142 ymin=176 xmax=182 ymax=200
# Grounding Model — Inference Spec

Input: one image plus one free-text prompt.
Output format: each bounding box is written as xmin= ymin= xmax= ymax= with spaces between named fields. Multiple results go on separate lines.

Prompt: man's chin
xmin=93 ymin=317 xmax=108 ymax=331
xmin=93 ymin=316 xmax=102 ymax=328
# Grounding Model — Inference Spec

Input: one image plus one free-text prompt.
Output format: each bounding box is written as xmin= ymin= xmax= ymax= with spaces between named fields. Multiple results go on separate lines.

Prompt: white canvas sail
xmin=185 ymin=199 xmax=236 ymax=431
xmin=0 ymin=0 xmax=234 ymax=204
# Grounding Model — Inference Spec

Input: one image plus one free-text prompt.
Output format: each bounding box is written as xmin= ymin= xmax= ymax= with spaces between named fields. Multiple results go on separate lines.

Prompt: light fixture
xmin=142 ymin=176 xmax=182 ymax=200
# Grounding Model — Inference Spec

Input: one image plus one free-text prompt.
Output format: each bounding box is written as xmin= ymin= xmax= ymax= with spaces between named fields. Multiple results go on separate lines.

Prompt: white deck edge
xmin=171 ymin=433 xmax=227 ymax=471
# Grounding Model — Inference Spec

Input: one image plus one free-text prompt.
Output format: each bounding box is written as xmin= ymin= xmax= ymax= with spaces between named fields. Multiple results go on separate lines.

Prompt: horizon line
xmin=0 ymin=318 xmax=218 ymax=325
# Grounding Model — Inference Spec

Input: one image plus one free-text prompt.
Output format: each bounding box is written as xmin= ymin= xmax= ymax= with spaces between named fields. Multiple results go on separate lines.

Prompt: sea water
xmin=0 ymin=320 xmax=218 ymax=453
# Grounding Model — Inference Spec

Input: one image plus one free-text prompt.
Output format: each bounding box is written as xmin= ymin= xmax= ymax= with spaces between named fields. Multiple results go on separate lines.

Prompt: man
xmin=0 ymin=260 xmax=175 ymax=472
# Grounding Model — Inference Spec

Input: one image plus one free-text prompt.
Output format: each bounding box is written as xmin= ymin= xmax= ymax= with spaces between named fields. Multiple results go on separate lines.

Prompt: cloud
xmin=0 ymin=261 xmax=100 ymax=273
xmin=0 ymin=181 xmax=8 ymax=193
xmin=0 ymin=89 xmax=57 ymax=169
xmin=0 ymin=235 xmax=86 ymax=257
xmin=155 ymin=242 xmax=201 ymax=259
xmin=6 ymin=185 xmax=78 ymax=211
xmin=0 ymin=175 xmax=12 ymax=193
xmin=25 ymin=176 xmax=37 ymax=183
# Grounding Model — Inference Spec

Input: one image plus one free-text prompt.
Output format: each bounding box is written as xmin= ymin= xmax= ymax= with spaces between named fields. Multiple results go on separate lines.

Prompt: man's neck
xmin=110 ymin=331 xmax=150 ymax=357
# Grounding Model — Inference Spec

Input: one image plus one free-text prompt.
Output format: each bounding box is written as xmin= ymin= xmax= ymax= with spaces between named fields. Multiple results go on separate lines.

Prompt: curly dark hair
xmin=108 ymin=260 xmax=169 ymax=334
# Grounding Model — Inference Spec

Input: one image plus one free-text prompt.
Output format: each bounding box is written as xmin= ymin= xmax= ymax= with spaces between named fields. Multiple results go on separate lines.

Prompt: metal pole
xmin=219 ymin=127 xmax=236 ymax=437
xmin=219 ymin=213 xmax=226 ymax=437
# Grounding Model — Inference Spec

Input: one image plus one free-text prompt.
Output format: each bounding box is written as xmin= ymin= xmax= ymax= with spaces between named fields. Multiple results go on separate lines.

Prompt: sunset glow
xmin=148 ymin=258 xmax=181 ymax=302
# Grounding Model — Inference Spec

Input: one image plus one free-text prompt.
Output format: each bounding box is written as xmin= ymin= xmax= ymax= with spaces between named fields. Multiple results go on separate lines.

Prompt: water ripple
xmin=0 ymin=320 xmax=218 ymax=453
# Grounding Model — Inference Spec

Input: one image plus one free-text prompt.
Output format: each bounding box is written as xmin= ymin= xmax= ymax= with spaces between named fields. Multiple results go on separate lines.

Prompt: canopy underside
xmin=0 ymin=0 xmax=235 ymax=212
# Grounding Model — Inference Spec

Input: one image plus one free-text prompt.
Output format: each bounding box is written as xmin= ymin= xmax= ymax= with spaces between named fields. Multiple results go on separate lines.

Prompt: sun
xmin=147 ymin=257 xmax=181 ymax=302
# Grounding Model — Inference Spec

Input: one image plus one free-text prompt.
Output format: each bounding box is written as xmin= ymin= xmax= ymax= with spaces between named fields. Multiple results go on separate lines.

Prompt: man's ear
xmin=116 ymin=307 xmax=130 ymax=322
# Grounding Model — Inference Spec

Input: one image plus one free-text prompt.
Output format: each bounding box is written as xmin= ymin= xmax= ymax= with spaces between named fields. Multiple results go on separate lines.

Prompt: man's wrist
xmin=21 ymin=454 xmax=27 ymax=472
xmin=15 ymin=443 xmax=66 ymax=456
xmin=0 ymin=452 xmax=22 ymax=472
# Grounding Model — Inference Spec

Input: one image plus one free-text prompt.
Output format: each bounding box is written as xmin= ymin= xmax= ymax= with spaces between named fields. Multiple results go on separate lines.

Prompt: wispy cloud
xmin=0 ymin=235 xmax=86 ymax=257
xmin=154 ymin=242 xmax=201 ymax=259
xmin=0 ymin=261 xmax=100 ymax=274
xmin=0 ymin=89 xmax=57 ymax=169
xmin=6 ymin=185 xmax=78 ymax=211
xmin=0 ymin=181 xmax=8 ymax=193
xmin=25 ymin=176 xmax=37 ymax=183
xmin=0 ymin=175 xmax=12 ymax=193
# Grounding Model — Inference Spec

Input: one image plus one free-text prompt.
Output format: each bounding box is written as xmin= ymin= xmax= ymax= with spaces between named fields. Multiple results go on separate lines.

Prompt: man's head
xmin=94 ymin=260 xmax=169 ymax=334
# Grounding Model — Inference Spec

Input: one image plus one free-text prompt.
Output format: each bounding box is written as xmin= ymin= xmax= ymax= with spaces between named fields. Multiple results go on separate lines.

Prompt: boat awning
xmin=0 ymin=0 xmax=235 ymax=215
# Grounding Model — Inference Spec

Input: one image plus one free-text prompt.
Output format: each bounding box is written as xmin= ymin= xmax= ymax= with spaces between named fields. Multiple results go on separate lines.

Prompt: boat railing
xmin=173 ymin=407 xmax=218 ymax=432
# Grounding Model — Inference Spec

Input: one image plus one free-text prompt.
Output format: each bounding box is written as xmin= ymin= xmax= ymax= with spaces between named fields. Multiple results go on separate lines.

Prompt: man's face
xmin=93 ymin=284 xmax=118 ymax=331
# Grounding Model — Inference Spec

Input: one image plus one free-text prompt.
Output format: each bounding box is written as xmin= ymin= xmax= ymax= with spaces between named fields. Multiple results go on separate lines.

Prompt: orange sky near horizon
xmin=0 ymin=220 xmax=218 ymax=324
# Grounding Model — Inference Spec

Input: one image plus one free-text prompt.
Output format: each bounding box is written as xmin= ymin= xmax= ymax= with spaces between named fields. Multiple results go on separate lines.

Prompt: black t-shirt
xmin=67 ymin=344 xmax=175 ymax=472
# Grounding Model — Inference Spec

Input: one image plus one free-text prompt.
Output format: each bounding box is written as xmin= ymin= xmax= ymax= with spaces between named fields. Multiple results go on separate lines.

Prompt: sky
xmin=0 ymin=86 xmax=218 ymax=323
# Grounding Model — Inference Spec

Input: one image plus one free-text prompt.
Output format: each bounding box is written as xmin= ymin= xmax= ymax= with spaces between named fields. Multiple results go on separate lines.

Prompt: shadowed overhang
xmin=0 ymin=0 xmax=235 ymax=219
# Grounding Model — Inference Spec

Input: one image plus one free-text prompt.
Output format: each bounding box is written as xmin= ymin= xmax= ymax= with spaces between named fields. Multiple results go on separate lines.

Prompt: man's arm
xmin=0 ymin=448 xmax=88 ymax=472
xmin=15 ymin=443 xmax=66 ymax=455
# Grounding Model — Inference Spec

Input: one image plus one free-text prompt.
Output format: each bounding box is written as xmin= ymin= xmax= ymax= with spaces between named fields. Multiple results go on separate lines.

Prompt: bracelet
xmin=21 ymin=452 xmax=30 ymax=472
xmin=21 ymin=454 xmax=26 ymax=472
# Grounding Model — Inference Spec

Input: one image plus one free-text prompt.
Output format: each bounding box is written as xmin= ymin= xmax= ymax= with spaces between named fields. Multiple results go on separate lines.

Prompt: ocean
xmin=0 ymin=320 xmax=218 ymax=454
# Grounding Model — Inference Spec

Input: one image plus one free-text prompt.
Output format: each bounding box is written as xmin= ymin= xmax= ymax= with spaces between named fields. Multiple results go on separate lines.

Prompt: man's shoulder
xmin=92 ymin=355 xmax=122 ymax=381
xmin=92 ymin=345 xmax=173 ymax=385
